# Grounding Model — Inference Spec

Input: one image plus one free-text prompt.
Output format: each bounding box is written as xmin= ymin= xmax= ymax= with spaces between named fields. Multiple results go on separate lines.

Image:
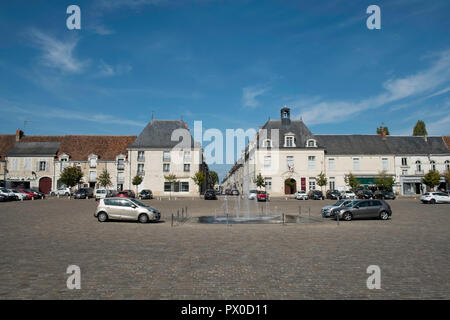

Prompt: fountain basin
xmin=197 ymin=215 xmax=282 ymax=224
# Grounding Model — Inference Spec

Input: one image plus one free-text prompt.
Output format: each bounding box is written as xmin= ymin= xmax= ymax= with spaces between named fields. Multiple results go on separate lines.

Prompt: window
xmin=382 ymin=158 xmax=389 ymax=171
xmin=163 ymin=151 xmax=170 ymax=162
xmin=39 ymin=161 xmax=47 ymax=172
xmin=285 ymin=136 xmax=295 ymax=147
xmin=329 ymin=178 xmax=335 ymax=190
xmin=181 ymin=182 xmax=189 ymax=192
xmin=416 ymin=160 xmax=422 ymax=172
xmin=306 ymin=139 xmax=316 ymax=147
xmin=89 ymin=157 xmax=97 ymax=168
xmin=184 ymin=164 xmax=190 ymax=172
xmin=137 ymin=151 xmax=145 ymax=162
xmin=265 ymin=178 xmax=272 ymax=191
xmin=24 ymin=158 xmax=32 ymax=171
xmin=89 ymin=171 xmax=96 ymax=182
xmin=117 ymin=158 xmax=125 ymax=170
xmin=61 ymin=158 xmax=68 ymax=171
xmin=401 ymin=158 xmax=407 ymax=166
xmin=262 ymin=139 xmax=272 ymax=148
xmin=430 ymin=160 xmax=436 ymax=171
xmin=358 ymin=201 xmax=369 ymax=208
xmin=163 ymin=163 xmax=170 ymax=172
xmin=117 ymin=172 xmax=125 ymax=183
xmin=164 ymin=182 xmax=189 ymax=192
xmin=445 ymin=160 xmax=450 ymax=171
xmin=309 ymin=178 xmax=316 ymax=190
xmin=164 ymin=182 xmax=171 ymax=192
xmin=402 ymin=169 xmax=408 ymax=175
xmin=264 ymin=156 xmax=271 ymax=169
xmin=328 ymin=158 xmax=335 ymax=171
xmin=184 ymin=151 xmax=191 ymax=162
xmin=308 ymin=156 xmax=315 ymax=170
xmin=137 ymin=164 xmax=145 ymax=175
xmin=287 ymin=156 xmax=294 ymax=171
xmin=353 ymin=158 xmax=360 ymax=171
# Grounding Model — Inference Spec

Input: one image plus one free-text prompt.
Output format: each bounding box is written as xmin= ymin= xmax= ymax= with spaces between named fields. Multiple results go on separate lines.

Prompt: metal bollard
xmin=337 ymin=212 xmax=339 ymax=226
xmin=282 ymin=213 xmax=285 ymax=226
xmin=171 ymin=214 xmax=174 ymax=227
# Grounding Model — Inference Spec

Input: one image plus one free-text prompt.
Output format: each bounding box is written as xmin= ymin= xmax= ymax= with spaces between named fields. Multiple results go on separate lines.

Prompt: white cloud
xmin=294 ymin=50 xmax=450 ymax=125
xmin=29 ymin=29 xmax=88 ymax=73
xmin=242 ymin=86 xmax=269 ymax=108
xmin=95 ymin=60 xmax=132 ymax=78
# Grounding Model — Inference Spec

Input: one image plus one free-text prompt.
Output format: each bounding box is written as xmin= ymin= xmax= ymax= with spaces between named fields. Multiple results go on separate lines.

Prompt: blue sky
xmin=0 ymin=0 xmax=449 ymax=180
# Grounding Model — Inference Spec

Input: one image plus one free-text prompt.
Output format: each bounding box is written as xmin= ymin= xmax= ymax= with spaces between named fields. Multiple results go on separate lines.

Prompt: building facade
xmin=224 ymin=108 xmax=450 ymax=196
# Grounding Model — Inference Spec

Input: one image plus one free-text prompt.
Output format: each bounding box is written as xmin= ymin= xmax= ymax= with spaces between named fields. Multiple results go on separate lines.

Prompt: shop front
xmin=400 ymin=176 xmax=425 ymax=195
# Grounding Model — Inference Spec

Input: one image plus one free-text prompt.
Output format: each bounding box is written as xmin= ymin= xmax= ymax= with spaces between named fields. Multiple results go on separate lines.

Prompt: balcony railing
xmin=137 ymin=157 xmax=145 ymax=162
xmin=117 ymin=164 xmax=125 ymax=170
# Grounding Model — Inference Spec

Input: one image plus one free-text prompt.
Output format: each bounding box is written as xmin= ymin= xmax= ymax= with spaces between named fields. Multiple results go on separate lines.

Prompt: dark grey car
xmin=330 ymin=199 xmax=392 ymax=221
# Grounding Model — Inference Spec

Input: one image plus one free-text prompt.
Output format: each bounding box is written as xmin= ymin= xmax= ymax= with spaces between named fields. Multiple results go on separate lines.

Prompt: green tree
xmin=376 ymin=126 xmax=390 ymax=135
xmin=191 ymin=172 xmax=205 ymax=195
xmin=374 ymin=170 xmax=395 ymax=191
xmin=253 ymin=173 xmax=266 ymax=190
xmin=59 ymin=166 xmax=83 ymax=189
xmin=344 ymin=172 xmax=360 ymax=191
xmin=445 ymin=170 xmax=450 ymax=184
xmin=132 ymin=175 xmax=143 ymax=195
xmin=97 ymin=169 xmax=112 ymax=189
xmin=413 ymin=120 xmax=428 ymax=136
xmin=422 ymin=170 xmax=441 ymax=191
xmin=209 ymin=171 xmax=219 ymax=188
xmin=316 ymin=172 xmax=328 ymax=192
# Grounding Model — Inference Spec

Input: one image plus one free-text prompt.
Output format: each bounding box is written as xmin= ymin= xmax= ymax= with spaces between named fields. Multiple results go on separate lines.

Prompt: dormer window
xmin=88 ymin=154 xmax=98 ymax=168
xmin=262 ymin=139 xmax=272 ymax=148
xmin=306 ymin=139 xmax=317 ymax=147
xmin=284 ymin=135 xmax=295 ymax=147
xmin=59 ymin=154 xmax=69 ymax=171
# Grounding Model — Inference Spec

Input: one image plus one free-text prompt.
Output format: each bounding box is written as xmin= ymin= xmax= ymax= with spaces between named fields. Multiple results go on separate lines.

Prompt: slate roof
xmin=260 ymin=119 xmax=315 ymax=148
xmin=0 ymin=135 xmax=16 ymax=160
xmin=7 ymin=142 xmax=60 ymax=157
xmin=443 ymin=136 xmax=450 ymax=149
xmin=314 ymin=135 xmax=449 ymax=155
xmin=129 ymin=120 xmax=196 ymax=149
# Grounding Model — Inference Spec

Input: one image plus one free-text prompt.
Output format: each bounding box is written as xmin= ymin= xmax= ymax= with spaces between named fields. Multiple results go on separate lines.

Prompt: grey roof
xmin=315 ymin=135 xmax=449 ymax=155
xmin=6 ymin=142 xmax=60 ymax=156
xmin=129 ymin=120 xmax=196 ymax=149
xmin=260 ymin=119 xmax=315 ymax=148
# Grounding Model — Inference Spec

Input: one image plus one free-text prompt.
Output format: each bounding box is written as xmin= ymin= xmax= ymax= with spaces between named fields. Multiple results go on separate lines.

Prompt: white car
xmin=420 ymin=192 xmax=450 ymax=204
xmin=295 ymin=190 xmax=309 ymax=200
xmin=50 ymin=187 xmax=72 ymax=196
xmin=0 ymin=188 xmax=16 ymax=200
xmin=248 ymin=190 xmax=258 ymax=200
xmin=341 ymin=191 xmax=356 ymax=199
xmin=95 ymin=189 xmax=107 ymax=200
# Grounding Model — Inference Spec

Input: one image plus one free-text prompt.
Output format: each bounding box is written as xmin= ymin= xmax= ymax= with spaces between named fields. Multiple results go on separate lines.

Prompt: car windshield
xmin=249 ymin=190 xmax=257 ymax=193
xmin=345 ymin=201 xmax=359 ymax=207
xmin=129 ymin=199 xmax=148 ymax=207
xmin=333 ymin=200 xmax=345 ymax=206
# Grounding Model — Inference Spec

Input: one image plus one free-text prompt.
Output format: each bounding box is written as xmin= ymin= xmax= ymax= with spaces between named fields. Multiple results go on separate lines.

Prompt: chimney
xmin=381 ymin=128 xmax=386 ymax=140
xmin=184 ymin=122 xmax=188 ymax=129
xmin=424 ymin=135 xmax=428 ymax=142
xmin=281 ymin=107 xmax=291 ymax=128
xmin=16 ymin=128 xmax=23 ymax=141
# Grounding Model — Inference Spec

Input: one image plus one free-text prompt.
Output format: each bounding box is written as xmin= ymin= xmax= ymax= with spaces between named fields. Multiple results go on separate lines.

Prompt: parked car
xmin=0 ymin=188 xmax=18 ymax=201
xmin=16 ymin=189 xmax=39 ymax=200
xmin=204 ymin=189 xmax=217 ymax=200
xmin=330 ymin=199 xmax=392 ymax=221
xmin=357 ymin=189 xmax=374 ymax=199
xmin=0 ymin=194 xmax=6 ymax=202
xmin=94 ymin=189 xmax=108 ymax=200
xmin=295 ymin=190 xmax=309 ymax=200
xmin=257 ymin=190 xmax=269 ymax=202
xmin=321 ymin=199 xmax=354 ymax=217
xmin=139 ymin=189 xmax=153 ymax=200
xmin=374 ymin=190 xmax=396 ymax=200
xmin=75 ymin=188 xmax=94 ymax=199
xmin=308 ymin=190 xmax=324 ymax=200
xmin=231 ymin=190 xmax=240 ymax=196
xmin=248 ymin=190 xmax=258 ymax=200
xmin=225 ymin=189 xmax=232 ymax=196
xmin=117 ymin=190 xmax=136 ymax=198
xmin=9 ymin=189 xmax=29 ymax=200
xmin=341 ymin=190 xmax=356 ymax=199
xmin=94 ymin=198 xmax=161 ymax=223
xmin=326 ymin=190 xmax=342 ymax=200
xmin=420 ymin=192 xmax=450 ymax=204
xmin=50 ymin=187 xmax=72 ymax=196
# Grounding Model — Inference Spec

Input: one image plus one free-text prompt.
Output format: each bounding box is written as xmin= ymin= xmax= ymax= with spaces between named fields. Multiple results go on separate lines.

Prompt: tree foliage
xmin=209 ymin=171 xmax=219 ymax=186
xmin=413 ymin=120 xmax=428 ymax=136
xmin=254 ymin=173 xmax=266 ymax=190
xmin=191 ymin=172 xmax=205 ymax=194
xmin=345 ymin=172 xmax=360 ymax=191
xmin=59 ymin=166 xmax=83 ymax=188
xmin=316 ymin=172 xmax=328 ymax=190
xmin=376 ymin=126 xmax=390 ymax=135
xmin=422 ymin=170 xmax=441 ymax=190
xmin=132 ymin=175 xmax=143 ymax=187
xmin=97 ymin=169 xmax=112 ymax=188
xmin=374 ymin=170 xmax=395 ymax=191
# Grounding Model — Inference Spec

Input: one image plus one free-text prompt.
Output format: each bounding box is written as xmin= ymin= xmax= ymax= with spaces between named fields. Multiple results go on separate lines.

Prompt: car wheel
xmin=50 ymin=192 xmax=55 ymax=196
xmin=138 ymin=213 xmax=149 ymax=223
xmin=430 ymin=199 xmax=436 ymax=204
xmin=342 ymin=212 xmax=352 ymax=221
xmin=65 ymin=192 xmax=69 ymax=196
xmin=379 ymin=211 xmax=389 ymax=220
xmin=97 ymin=212 xmax=108 ymax=222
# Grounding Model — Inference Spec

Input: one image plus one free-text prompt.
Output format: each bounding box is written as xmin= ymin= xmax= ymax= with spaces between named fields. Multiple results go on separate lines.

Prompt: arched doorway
xmin=39 ymin=177 xmax=52 ymax=194
xmin=284 ymin=178 xmax=297 ymax=194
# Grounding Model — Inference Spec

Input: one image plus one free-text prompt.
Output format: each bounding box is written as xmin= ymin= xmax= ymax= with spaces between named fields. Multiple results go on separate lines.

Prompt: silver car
xmin=321 ymin=199 xmax=354 ymax=217
xmin=248 ymin=190 xmax=258 ymax=200
xmin=94 ymin=198 xmax=161 ymax=223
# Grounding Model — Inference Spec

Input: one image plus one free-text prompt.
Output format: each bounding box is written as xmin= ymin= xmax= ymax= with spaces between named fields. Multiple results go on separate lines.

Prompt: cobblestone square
xmin=0 ymin=197 xmax=449 ymax=299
